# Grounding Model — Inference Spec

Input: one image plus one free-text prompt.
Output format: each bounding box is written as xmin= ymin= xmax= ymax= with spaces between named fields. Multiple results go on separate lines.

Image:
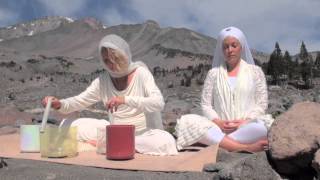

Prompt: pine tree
xmin=293 ymin=58 xmax=300 ymax=79
xmin=267 ymin=52 xmax=276 ymax=82
xmin=299 ymin=41 xmax=308 ymax=60
xmin=315 ymin=52 xmax=320 ymax=69
xmin=314 ymin=52 xmax=320 ymax=78
xmin=275 ymin=42 xmax=282 ymax=57
xmin=283 ymin=51 xmax=293 ymax=80
xmin=267 ymin=42 xmax=283 ymax=84
xmin=299 ymin=41 xmax=313 ymax=88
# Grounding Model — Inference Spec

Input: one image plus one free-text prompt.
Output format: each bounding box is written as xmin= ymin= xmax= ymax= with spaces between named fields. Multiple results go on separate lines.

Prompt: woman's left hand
xmin=232 ymin=119 xmax=248 ymax=127
xmin=106 ymin=96 xmax=125 ymax=113
xmin=223 ymin=119 xmax=248 ymax=134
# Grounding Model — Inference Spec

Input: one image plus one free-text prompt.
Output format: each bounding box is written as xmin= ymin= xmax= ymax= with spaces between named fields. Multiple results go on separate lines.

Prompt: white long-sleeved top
xmin=201 ymin=62 xmax=273 ymax=127
xmin=58 ymin=66 xmax=165 ymax=132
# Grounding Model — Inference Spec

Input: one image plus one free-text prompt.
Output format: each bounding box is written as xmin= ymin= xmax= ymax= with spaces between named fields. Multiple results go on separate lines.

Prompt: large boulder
xmin=268 ymin=102 xmax=320 ymax=176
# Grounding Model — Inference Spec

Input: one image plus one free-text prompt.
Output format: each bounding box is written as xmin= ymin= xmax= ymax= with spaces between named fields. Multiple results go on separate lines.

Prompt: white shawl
xmin=215 ymin=59 xmax=254 ymax=121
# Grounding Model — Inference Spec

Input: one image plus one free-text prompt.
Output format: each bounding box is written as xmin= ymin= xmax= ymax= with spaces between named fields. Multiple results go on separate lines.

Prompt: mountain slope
xmin=0 ymin=17 xmax=268 ymax=70
xmin=0 ymin=16 xmax=75 ymax=41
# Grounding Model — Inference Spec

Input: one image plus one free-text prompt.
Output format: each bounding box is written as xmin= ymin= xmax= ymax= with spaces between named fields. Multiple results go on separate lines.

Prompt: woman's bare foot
xmin=86 ymin=140 xmax=97 ymax=147
xmin=219 ymin=136 xmax=268 ymax=153
xmin=246 ymin=139 xmax=268 ymax=153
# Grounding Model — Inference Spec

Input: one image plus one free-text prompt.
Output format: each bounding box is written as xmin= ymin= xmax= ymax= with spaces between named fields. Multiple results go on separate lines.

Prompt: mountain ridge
xmin=0 ymin=16 xmax=269 ymax=70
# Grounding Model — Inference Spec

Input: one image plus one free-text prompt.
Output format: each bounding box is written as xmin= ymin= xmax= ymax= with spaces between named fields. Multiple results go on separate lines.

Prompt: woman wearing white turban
xmin=175 ymin=27 xmax=274 ymax=152
xmin=42 ymin=34 xmax=178 ymax=156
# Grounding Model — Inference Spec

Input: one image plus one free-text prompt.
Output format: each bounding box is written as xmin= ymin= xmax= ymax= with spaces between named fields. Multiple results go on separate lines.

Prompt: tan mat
xmin=0 ymin=134 xmax=218 ymax=172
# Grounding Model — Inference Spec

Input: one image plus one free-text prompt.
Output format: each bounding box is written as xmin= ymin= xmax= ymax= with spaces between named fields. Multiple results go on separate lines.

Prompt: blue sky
xmin=0 ymin=0 xmax=319 ymax=55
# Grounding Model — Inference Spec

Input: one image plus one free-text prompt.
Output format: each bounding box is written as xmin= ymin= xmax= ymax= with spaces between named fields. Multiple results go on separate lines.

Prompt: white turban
xmin=212 ymin=27 xmax=254 ymax=67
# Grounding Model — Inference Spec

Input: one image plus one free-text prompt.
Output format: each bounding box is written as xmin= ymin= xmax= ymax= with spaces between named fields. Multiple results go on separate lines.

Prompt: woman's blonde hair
xmin=101 ymin=47 xmax=129 ymax=72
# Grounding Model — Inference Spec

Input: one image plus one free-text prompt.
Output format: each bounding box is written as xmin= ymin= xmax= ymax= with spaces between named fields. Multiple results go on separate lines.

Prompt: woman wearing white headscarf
xmin=175 ymin=27 xmax=274 ymax=152
xmin=42 ymin=34 xmax=178 ymax=156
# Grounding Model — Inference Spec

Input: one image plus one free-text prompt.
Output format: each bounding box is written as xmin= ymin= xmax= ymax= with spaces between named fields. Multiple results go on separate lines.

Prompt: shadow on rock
xmin=0 ymin=158 xmax=8 ymax=169
xmin=204 ymin=149 xmax=282 ymax=180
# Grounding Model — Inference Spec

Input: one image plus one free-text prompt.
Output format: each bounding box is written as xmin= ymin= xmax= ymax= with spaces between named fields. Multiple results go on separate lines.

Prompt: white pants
xmin=60 ymin=118 xmax=178 ymax=156
xmin=199 ymin=120 xmax=267 ymax=145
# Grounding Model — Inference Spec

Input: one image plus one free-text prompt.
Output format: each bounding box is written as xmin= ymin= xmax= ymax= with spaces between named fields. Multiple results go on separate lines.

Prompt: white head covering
xmin=212 ymin=27 xmax=254 ymax=67
xmin=98 ymin=34 xmax=147 ymax=78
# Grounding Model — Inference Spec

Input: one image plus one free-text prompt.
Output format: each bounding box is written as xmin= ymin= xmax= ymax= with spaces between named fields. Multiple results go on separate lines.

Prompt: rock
xmin=268 ymin=102 xmax=320 ymax=176
xmin=312 ymin=149 xmax=320 ymax=179
xmin=0 ymin=158 xmax=8 ymax=169
xmin=167 ymin=81 xmax=174 ymax=88
xmin=0 ymin=126 xmax=18 ymax=135
xmin=267 ymin=99 xmax=286 ymax=117
xmin=268 ymin=85 xmax=282 ymax=91
xmin=204 ymin=149 xmax=281 ymax=180
xmin=281 ymin=98 xmax=293 ymax=110
xmin=0 ymin=105 xmax=34 ymax=127
xmin=163 ymin=99 xmax=192 ymax=126
xmin=215 ymin=148 xmax=251 ymax=162
xmin=314 ymin=92 xmax=320 ymax=103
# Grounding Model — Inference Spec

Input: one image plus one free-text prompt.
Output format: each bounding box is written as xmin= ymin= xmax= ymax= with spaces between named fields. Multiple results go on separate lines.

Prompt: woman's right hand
xmin=213 ymin=118 xmax=239 ymax=134
xmin=42 ymin=96 xmax=61 ymax=110
xmin=212 ymin=118 xmax=225 ymax=130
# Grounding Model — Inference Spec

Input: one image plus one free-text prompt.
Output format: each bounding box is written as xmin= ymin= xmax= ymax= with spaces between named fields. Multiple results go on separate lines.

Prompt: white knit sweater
xmin=201 ymin=61 xmax=274 ymax=128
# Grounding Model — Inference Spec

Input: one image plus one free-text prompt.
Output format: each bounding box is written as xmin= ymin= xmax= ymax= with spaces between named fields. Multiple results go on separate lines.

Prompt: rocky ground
xmin=1 ymin=72 xmax=320 ymax=179
xmin=0 ymin=158 xmax=216 ymax=180
xmin=1 ymin=60 xmax=319 ymax=130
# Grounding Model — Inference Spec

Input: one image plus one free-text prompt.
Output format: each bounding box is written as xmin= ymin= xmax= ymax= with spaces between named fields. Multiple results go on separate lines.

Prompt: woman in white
xmin=175 ymin=27 xmax=274 ymax=152
xmin=42 ymin=34 xmax=178 ymax=156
